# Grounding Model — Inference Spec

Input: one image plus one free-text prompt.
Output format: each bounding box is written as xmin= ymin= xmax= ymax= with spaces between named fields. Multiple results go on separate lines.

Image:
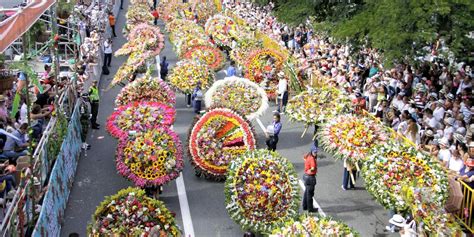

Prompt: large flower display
xmin=205 ymin=14 xmax=238 ymax=47
xmin=230 ymin=38 xmax=262 ymax=66
xmin=182 ymin=45 xmax=225 ymax=71
xmin=204 ymin=76 xmax=268 ymax=120
xmin=225 ymin=149 xmax=300 ymax=234
xmin=87 ymin=187 xmax=181 ymax=236
xmin=116 ymin=23 xmax=165 ymax=57
xmin=285 ymin=86 xmax=350 ymax=125
xmin=116 ymin=128 xmax=184 ymax=187
xmin=115 ymin=76 xmax=176 ymax=107
xmin=271 ymin=215 xmax=360 ymax=237
xmin=168 ymin=60 xmax=215 ymax=94
xmin=106 ymin=101 xmax=175 ymax=138
xmin=244 ymin=48 xmax=285 ymax=84
xmin=188 ymin=108 xmax=256 ymax=180
xmin=362 ymin=141 xmax=449 ymax=211
xmin=126 ymin=3 xmax=154 ymax=27
xmin=318 ymin=114 xmax=388 ymax=166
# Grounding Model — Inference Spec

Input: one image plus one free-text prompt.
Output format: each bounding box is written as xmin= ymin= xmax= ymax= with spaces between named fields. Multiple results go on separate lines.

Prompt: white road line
xmin=298 ymin=180 xmax=326 ymax=217
xmin=176 ymin=174 xmax=195 ymax=237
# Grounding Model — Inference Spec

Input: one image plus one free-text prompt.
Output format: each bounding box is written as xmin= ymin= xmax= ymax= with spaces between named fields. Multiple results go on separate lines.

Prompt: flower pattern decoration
xmin=182 ymin=45 xmax=226 ymax=71
xmin=116 ymin=128 xmax=184 ymax=187
xmin=87 ymin=187 xmax=181 ymax=236
xmin=188 ymin=108 xmax=256 ymax=180
xmin=271 ymin=214 xmax=360 ymax=237
xmin=225 ymin=149 xmax=300 ymax=234
xmin=115 ymin=76 xmax=176 ymax=107
xmin=168 ymin=60 xmax=215 ymax=94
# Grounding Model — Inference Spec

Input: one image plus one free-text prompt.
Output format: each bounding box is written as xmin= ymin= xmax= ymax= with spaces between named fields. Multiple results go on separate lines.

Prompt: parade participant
xmin=276 ymin=71 xmax=288 ymax=113
xmin=108 ymin=12 xmax=117 ymax=37
xmin=227 ymin=61 xmax=236 ymax=77
xmin=192 ymin=82 xmax=203 ymax=114
xmin=103 ymin=39 xmax=113 ymax=68
xmin=342 ymin=158 xmax=357 ymax=190
xmin=265 ymin=113 xmax=282 ymax=151
xmin=89 ymin=80 xmax=100 ymax=129
xmin=160 ymin=56 xmax=169 ymax=80
xmin=302 ymin=145 xmax=318 ymax=212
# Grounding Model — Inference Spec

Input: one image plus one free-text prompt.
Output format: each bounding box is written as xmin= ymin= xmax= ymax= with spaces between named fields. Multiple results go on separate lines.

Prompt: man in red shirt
xmin=151 ymin=8 xmax=159 ymax=25
xmin=303 ymin=146 xmax=318 ymax=212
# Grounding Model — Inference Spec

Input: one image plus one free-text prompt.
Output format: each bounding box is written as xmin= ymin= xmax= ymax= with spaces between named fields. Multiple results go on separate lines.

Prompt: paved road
xmin=61 ymin=1 xmax=397 ymax=236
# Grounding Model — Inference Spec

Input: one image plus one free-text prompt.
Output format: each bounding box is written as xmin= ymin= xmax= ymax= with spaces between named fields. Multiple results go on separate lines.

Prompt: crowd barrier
xmin=456 ymin=182 xmax=474 ymax=232
xmin=32 ymin=103 xmax=82 ymax=236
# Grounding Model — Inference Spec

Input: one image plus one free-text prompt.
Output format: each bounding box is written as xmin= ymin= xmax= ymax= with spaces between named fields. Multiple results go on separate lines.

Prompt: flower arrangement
xmin=174 ymin=36 xmax=211 ymax=57
xmin=362 ymin=141 xmax=449 ymax=211
xmin=87 ymin=187 xmax=181 ymax=236
xmin=225 ymin=149 xmax=300 ymax=234
xmin=116 ymin=128 xmax=184 ymax=187
xmin=106 ymin=101 xmax=175 ymax=138
xmin=271 ymin=214 xmax=360 ymax=237
xmin=110 ymin=51 xmax=149 ymax=87
xmin=318 ymin=114 xmax=388 ymax=166
xmin=158 ymin=1 xmax=191 ymax=22
xmin=182 ymin=45 xmax=226 ymax=71
xmin=116 ymin=23 xmax=165 ymax=57
xmin=230 ymin=37 xmax=262 ymax=66
xmin=126 ymin=3 xmax=154 ymax=27
xmin=244 ymin=48 xmax=285 ymax=85
xmin=204 ymin=14 xmax=238 ymax=47
xmin=115 ymin=76 xmax=176 ymax=107
xmin=188 ymin=108 xmax=256 ymax=180
xmin=204 ymin=76 xmax=268 ymax=120
xmin=285 ymin=86 xmax=350 ymax=125
xmin=168 ymin=60 xmax=215 ymax=94
xmin=401 ymin=185 xmax=461 ymax=235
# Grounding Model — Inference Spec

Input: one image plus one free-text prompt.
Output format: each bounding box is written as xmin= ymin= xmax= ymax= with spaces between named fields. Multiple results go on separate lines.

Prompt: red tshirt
xmin=304 ymin=154 xmax=317 ymax=175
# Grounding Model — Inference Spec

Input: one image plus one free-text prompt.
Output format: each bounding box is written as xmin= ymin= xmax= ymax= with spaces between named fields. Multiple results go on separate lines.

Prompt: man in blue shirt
xmin=226 ymin=61 xmax=236 ymax=77
xmin=3 ymin=123 xmax=29 ymax=159
xmin=266 ymin=113 xmax=282 ymax=151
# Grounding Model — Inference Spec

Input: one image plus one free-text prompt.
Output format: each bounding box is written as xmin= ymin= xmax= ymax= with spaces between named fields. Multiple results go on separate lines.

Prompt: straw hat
xmin=469 ymin=141 xmax=474 ymax=148
xmin=424 ymin=130 xmax=434 ymax=137
xmin=389 ymin=215 xmax=406 ymax=227
xmin=453 ymin=133 xmax=466 ymax=144
xmin=439 ymin=137 xmax=450 ymax=147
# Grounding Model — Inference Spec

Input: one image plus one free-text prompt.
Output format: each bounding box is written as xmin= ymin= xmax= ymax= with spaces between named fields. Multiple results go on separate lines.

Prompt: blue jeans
xmin=3 ymin=150 xmax=27 ymax=159
xmin=342 ymin=167 xmax=356 ymax=189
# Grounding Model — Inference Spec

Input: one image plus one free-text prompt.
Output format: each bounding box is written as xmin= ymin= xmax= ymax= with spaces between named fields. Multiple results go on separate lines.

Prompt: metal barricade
xmin=456 ymin=181 xmax=474 ymax=232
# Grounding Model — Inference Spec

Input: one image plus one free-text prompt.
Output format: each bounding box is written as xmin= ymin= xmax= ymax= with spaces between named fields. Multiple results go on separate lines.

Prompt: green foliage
xmin=330 ymin=0 xmax=474 ymax=65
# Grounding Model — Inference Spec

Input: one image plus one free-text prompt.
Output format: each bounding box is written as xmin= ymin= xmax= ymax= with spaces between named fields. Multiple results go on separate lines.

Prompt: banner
xmin=32 ymin=104 xmax=82 ymax=236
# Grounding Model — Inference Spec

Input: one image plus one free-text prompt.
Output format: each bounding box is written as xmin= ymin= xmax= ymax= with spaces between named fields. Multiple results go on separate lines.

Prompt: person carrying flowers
xmin=302 ymin=145 xmax=318 ymax=213
xmin=265 ymin=113 xmax=282 ymax=151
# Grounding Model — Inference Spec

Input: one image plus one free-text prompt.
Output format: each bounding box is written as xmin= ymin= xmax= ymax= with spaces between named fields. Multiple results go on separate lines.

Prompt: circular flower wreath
xmin=230 ymin=38 xmax=262 ymax=66
xmin=244 ymin=48 xmax=286 ymax=84
xmin=271 ymin=214 xmax=360 ymax=237
xmin=87 ymin=187 xmax=181 ymax=236
xmin=182 ymin=45 xmax=226 ymax=71
xmin=362 ymin=141 xmax=449 ymax=211
xmin=188 ymin=108 xmax=256 ymax=180
xmin=168 ymin=60 xmax=215 ymax=94
xmin=106 ymin=101 xmax=175 ymax=138
xmin=126 ymin=3 xmax=154 ymax=27
xmin=225 ymin=149 xmax=300 ymax=234
xmin=204 ymin=76 xmax=268 ymax=120
xmin=116 ymin=23 xmax=165 ymax=56
xmin=205 ymin=14 xmax=238 ymax=47
xmin=116 ymin=128 xmax=184 ymax=187
xmin=285 ymin=86 xmax=350 ymax=125
xmin=318 ymin=114 xmax=388 ymax=165
xmin=115 ymin=76 xmax=176 ymax=107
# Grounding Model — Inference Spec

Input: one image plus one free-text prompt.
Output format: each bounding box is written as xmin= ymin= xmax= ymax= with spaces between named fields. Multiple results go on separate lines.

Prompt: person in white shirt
xmin=423 ymin=109 xmax=439 ymax=129
xmin=391 ymin=93 xmax=405 ymax=111
xmin=443 ymin=117 xmax=455 ymax=139
xmin=433 ymin=100 xmax=446 ymax=122
xmin=276 ymin=72 xmax=288 ymax=113
xmin=103 ymin=39 xmax=113 ymax=67
xmin=438 ymin=138 xmax=451 ymax=165
xmin=397 ymin=111 xmax=410 ymax=135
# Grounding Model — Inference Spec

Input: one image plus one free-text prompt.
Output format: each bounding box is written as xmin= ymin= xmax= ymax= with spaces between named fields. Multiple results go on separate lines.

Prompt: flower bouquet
xmin=285 ymin=86 xmax=350 ymax=126
xmin=205 ymin=14 xmax=238 ymax=47
xmin=188 ymin=108 xmax=256 ymax=180
xmin=110 ymin=51 xmax=149 ymax=87
xmin=362 ymin=141 xmax=449 ymax=211
xmin=401 ymin=185 xmax=461 ymax=235
xmin=204 ymin=76 xmax=268 ymax=120
xmin=87 ymin=187 xmax=181 ymax=236
xmin=271 ymin=214 xmax=360 ymax=237
xmin=173 ymin=35 xmax=211 ymax=57
xmin=116 ymin=23 xmax=165 ymax=57
xmin=115 ymin=76 xmax=176 ymax=107
xmin=182 ymin=45 xmax=226 ymax=71
xmin=225 ymin=149 xmax=300 ymax=234
xmin=318 ymin=114 xmax=388 ymax=168
xmin=168 ymin=60 xmax=215 ymax=94
xmin=106 ymin=101 xmax=175 ymax=138
xmin=116 ymin=128 xmax=184 ymax=187
xmin=244 ymin=48 xmax=285 ymax=85
xmin=126 ymin=3 xmax=154 ymax=27
xmin=230 ymin=37 xmax=262 ymax=66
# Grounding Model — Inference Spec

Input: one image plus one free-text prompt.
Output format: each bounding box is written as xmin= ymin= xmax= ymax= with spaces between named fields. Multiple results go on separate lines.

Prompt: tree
xmin=330 ymin=0 xmax=474 ymax=65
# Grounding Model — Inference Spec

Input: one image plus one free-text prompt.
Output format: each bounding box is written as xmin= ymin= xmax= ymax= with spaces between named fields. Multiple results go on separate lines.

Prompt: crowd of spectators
xmin=225 ymin=1 xmax=474 ymax=176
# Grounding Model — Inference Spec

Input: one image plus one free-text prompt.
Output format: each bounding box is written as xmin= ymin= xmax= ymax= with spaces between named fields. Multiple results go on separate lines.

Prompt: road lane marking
xmin=176 ymin=174 xmax=195 ymax=237
xmin=298 ymin=180 xmax=326 ymax=217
